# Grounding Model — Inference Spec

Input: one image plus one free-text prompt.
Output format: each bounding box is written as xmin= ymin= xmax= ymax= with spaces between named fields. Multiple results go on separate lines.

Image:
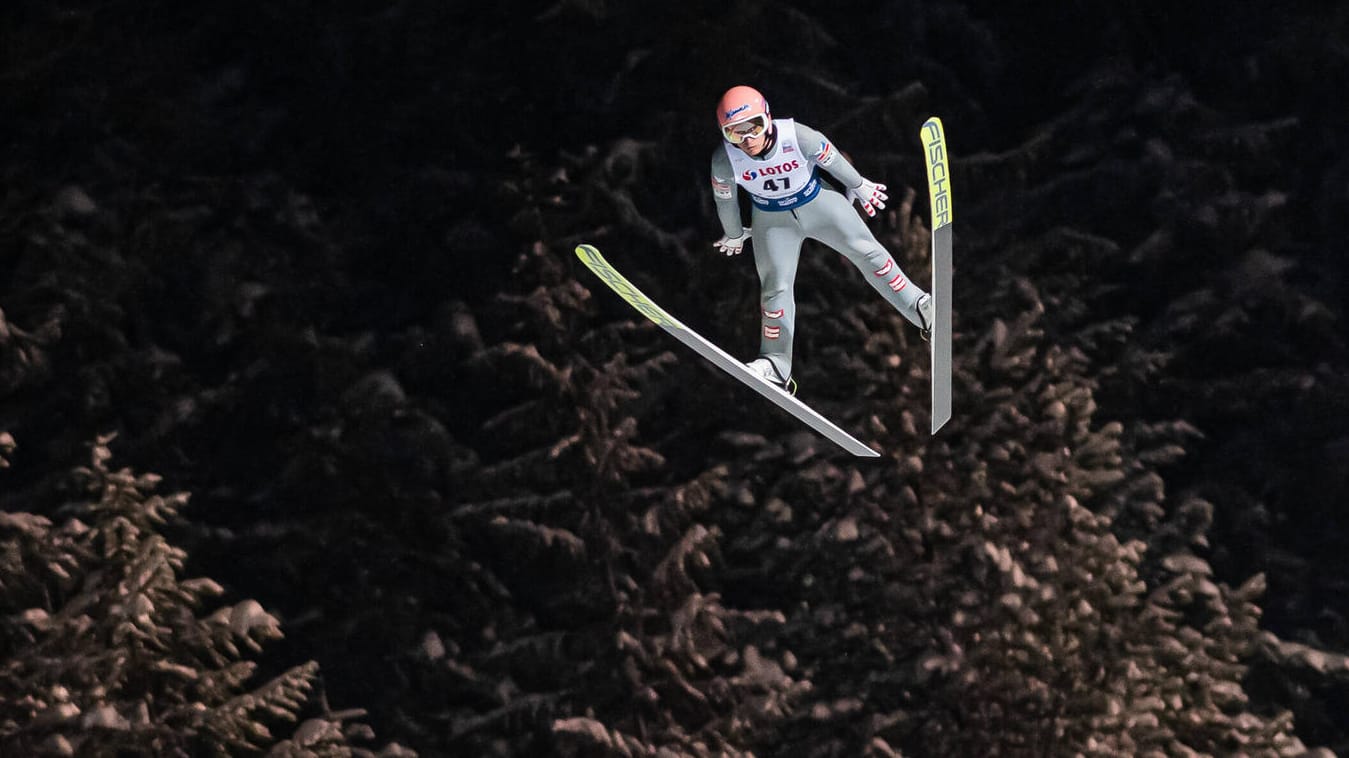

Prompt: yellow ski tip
xmin=920 ymin=117 xmax=953 ymax=229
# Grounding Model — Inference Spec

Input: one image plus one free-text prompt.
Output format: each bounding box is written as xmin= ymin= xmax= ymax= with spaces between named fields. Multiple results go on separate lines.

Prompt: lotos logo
xmin=724 ymin=103 xmax=750 ymax=120
xmin=741 ymin=159 xmax=800 ymax=182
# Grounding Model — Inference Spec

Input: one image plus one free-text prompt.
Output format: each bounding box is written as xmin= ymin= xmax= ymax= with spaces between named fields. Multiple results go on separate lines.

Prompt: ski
xmin=575 ymin=244 xmax=881 ymax=458
xmin=922 ymin=117 xmax=954 ymax=435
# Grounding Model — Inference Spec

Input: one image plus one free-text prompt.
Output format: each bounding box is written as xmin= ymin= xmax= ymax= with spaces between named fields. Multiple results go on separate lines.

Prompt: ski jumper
xmin=710 ymin=119 xmax=928 ymax=382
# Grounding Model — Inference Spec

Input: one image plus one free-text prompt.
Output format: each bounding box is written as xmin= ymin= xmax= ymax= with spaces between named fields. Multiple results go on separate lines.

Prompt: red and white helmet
xmin=716 ymin=85 xmax=771 ymax=144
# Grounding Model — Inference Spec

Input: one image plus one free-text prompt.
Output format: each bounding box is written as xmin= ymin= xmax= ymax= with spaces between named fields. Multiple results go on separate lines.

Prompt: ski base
xmin=922 ymin=117 xmax=954 ymax=434
xmin=575 ymin=244 xmax=881 ymax=458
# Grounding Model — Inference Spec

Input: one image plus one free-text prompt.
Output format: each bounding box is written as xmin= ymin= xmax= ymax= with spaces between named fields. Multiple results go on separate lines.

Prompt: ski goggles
xmin=722 ymin=115 xmax=769 ymax=144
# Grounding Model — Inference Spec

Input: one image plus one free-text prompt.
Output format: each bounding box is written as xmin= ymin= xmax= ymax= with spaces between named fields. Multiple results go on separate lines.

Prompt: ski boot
xmin=746 ymin=358 xmax=798 ymax=395
xmin=916 ymin=293 xmax=934 ymax=342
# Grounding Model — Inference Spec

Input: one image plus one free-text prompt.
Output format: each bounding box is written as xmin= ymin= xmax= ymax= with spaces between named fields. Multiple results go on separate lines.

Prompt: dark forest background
xmin=3 ymin=0 xmax=1349 ymax=755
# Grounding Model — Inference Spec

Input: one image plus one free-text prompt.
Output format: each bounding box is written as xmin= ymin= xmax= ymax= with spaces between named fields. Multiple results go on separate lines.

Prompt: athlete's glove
xmin=714 ymin=227 xmax=752 ymax=256
xmin=848 ymin=178 xmax=888 ymax=217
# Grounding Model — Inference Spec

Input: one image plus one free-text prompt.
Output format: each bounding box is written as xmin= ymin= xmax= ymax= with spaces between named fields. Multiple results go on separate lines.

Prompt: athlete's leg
xmin=751 ymin=210 xmax=806 ymax=381
xmin=802 ymin=190 xmax=930 ymax=329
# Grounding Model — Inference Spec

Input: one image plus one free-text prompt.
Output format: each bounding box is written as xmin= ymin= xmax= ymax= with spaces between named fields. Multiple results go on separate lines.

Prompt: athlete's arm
xmin=710 ymin=149 xmax=745 ymax=239
xmin=795 ymin=123 xmax=864 ymax=189
xmin=796 ymin=123 xmax=887 ymax=217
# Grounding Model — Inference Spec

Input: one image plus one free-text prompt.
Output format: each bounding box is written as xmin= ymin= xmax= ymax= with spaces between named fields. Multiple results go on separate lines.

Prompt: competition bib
xmin=724 ymin=119 xmax=821 ymax=211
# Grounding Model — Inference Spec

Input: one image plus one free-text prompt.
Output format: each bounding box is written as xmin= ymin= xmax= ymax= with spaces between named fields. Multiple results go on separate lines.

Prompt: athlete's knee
xmin=837 ymin=238 xmax=884 ymax=263
xmin=863 ymin=247 xmax=893 ymax=270
xmin=760 ymin=279 xmax=793 ymax=303
xmin=855 ymin=248 xmax=895 ymax=274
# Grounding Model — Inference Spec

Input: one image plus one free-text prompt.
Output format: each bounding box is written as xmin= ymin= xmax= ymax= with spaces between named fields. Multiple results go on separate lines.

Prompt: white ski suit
xmin=711 ymin=119 xmax=927 ymax=383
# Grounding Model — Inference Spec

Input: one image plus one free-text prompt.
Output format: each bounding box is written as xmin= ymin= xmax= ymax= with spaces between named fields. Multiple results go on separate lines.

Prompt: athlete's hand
xmin=714 ymin=227 xmax=752 ymax=256
xmin=848 ymin=179 xmax=888 ymax=217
